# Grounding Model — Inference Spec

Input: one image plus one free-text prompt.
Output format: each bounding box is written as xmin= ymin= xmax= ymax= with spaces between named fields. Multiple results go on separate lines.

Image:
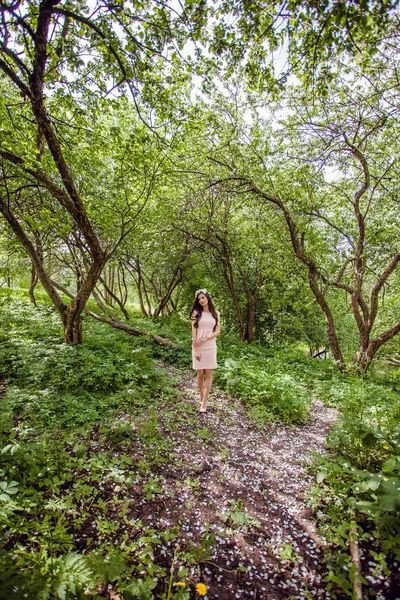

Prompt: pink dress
xmin=192 ymin=311 xmax=219 ymax=370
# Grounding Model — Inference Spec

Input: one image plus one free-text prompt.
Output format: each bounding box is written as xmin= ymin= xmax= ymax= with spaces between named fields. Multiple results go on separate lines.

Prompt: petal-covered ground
xmin=140 ymin=364 xmax=339 ymax=599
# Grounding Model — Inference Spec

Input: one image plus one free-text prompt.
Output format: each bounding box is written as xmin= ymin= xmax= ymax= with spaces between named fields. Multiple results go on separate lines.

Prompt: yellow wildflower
xmin=175 ymin=582 xmax=186 ymax=588
xmin=196 ymin=583 xmax=207 ymax=596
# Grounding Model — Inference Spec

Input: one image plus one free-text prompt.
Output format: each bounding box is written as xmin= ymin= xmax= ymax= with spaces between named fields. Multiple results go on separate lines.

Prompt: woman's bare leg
xmin=197 ymin=370 xmax=205 ymax=403
xmin=201 ymin=369 xmax=213 ymax=409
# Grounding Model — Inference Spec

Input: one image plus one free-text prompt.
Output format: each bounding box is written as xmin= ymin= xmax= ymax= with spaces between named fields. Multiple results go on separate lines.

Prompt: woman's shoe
xmin=199 ymin=405 xmax=207 ymax=413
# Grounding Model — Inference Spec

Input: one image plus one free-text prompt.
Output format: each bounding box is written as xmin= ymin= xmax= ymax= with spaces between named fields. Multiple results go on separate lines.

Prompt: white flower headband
xmin=195 ymin=288 xmax=209 ymax=298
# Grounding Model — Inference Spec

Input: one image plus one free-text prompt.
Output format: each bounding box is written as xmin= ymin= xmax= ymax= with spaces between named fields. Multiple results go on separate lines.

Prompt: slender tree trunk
xmin=107 ymin=266 xmax=115 ymax=304
xmin=307 ymin=265 xmax=346 ymax=370
xmin=136 ymin=277 xmax=148 ymax=317
xmin=117 ymin=265 xmax=128 ymax=308
xmin=131 ymin=258 xmax=149 ymax=317
xmin=220 ymin=254 xmax=245 ymax=340
xmin=239 ymin=253 xmax=263 ymax=344
xmin=76 ymin=269 xmax=82 ymax=293
xmin=143 ymin=278 xmax=152 ymax=316
xmin=153 ymin=267 xmax=182 ymax=317
xmin=29 ymin=262 xmax=38 ymax=305
xmin=245 ymin=297 xmax=256 ymax=343
xmin=99 ymin=275 xmax=129 ymax=320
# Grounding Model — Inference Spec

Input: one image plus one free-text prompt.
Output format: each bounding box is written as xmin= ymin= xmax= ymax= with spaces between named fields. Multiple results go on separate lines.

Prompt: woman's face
xmin=197 ymin=293 xmax=209 ymax=307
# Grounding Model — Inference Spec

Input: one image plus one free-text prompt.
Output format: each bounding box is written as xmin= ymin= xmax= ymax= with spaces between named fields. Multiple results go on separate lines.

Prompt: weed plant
xmin=304 ymin=373 xmax=400 ymax=598
xmin=1 ymin=291 xmax=399 ymax=598
xmin=0 ymin=291 xmax=177 ymax=598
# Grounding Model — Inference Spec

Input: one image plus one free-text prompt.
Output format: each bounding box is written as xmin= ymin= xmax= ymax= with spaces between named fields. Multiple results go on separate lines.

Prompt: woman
xmin=190 ymin=289 xmax=220 ymax=413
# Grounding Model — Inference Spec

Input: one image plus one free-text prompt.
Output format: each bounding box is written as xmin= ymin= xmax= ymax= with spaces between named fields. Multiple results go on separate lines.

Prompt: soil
xmin=140 ymin=364 xmax=340 ymax=599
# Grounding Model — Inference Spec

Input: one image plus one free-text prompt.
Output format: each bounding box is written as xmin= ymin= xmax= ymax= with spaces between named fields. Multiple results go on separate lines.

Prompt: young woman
xmin=190 ymin=289 xmax=220 ymax=413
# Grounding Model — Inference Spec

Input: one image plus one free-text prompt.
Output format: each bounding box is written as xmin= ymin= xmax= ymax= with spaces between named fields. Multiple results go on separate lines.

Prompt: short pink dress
xmin=192 ymin=311 xmax=219 ymax=370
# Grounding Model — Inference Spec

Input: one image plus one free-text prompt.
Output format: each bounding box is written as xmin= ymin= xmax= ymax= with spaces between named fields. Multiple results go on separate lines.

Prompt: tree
xmin=200 ymin=68 xmax=400 ymax=371
xmin=203 ymin=0 xmax=398 ymax=91
xmin=0 ymin=0 xmax=196 ymax=342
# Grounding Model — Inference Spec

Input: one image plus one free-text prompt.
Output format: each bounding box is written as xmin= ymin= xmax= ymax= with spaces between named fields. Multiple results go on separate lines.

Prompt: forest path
xmin=153 ymin=363 xmax=339 ymax=599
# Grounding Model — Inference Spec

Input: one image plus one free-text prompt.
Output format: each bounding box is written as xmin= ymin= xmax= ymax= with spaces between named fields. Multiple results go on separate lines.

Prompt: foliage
xmin=0 ymin=293 xmax=191 ymax=598
xmin=218 ymin=356 xmax=310 ymax=424
xmin=0 ymin=293 xmax=162 ymax=429
xmin=307 ymin=374 xmax=400 ymax=598
xmin=218 ymin=498 xmax=261 ymax=533
xmin=2 ymin=291 xmax=400 ymax=596
xmin=1 ymin=0 xmax=400 ymax=596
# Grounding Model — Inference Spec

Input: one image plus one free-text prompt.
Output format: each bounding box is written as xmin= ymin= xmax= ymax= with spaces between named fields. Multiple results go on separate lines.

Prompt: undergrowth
xmin=1 ymin=290 xmax=399 ymax=598
xmin=307 ymin=375 xmax=400 ymax=599
xmin=137 ymin=307 xmax=400 ymax=597
xmin=0 ymin=291 xmax=184 ymax=599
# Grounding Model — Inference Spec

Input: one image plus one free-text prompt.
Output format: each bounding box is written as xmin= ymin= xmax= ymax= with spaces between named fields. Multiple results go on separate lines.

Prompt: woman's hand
xmin=193 ymin=337 xmax=209 ymax=349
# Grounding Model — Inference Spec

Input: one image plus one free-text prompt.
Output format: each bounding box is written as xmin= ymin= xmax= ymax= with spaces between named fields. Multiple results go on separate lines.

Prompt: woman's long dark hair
xmin=190 ymin=291 xmax=219 ymax=332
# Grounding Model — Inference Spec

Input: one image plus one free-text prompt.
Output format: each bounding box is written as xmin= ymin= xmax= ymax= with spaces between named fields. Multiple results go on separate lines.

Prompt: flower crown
xmin=195 ymin=288 xmax=209 ymax=298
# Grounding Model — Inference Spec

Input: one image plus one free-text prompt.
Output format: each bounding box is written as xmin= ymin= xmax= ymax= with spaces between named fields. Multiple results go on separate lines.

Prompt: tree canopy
xmin=1 ymin=0 xmax=400 ymax=370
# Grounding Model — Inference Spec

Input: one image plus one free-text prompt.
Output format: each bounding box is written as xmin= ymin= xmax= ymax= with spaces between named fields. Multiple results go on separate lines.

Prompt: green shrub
xmin=308 ymin=382 xmax=400 ymax=598
xmin=217 ymin=357 xmax=310 ymax=423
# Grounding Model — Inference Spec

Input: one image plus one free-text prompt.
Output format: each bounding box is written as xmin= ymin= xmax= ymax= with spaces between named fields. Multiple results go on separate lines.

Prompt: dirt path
xmin=151 ymin=364 xmax=339 ymax=599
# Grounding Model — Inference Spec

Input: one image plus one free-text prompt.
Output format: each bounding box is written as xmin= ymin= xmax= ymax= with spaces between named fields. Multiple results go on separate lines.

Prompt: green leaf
xmin=353 ymin=475 xmax=381 ymax=493
xmin=381 ymin=457 xmax=400 ymax=473
xmin=124 ymin=578 xmax=153 ymax=600
xmin=73 ymin=444 xmax=89 ymax=457
xmin=376 ymin=479 xmax=400 ymax=512
xmin=316 ymin=469 xmax=328 ymax=483
xmin=0 ymin=481 xmax=18 ymax=496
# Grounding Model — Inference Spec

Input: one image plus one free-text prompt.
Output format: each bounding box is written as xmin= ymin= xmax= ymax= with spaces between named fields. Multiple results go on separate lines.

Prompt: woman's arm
xmin=191 ymin=319 xmax=197 ymax=342
xmin=205 ymin=320 xmax=220 ymax=342
xmin=204 ymin=312 xmax=221 ymax=342
xmin=191 ymin=313 xmax=201 ymax=359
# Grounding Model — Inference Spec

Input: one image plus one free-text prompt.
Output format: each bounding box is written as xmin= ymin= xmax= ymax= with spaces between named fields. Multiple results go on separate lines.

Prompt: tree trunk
xmin=308 ymin=266 xmax=346 ymax=371
xmin=131 ymin=258 xmax=149 ymax=317
xmin=136 ymin=278 xmax=149 ymax=317
xmin=221 ymin=255 xmax=245 ymax=340
xmin=61 ymin=256 xmax=107 ymax=344
xmin=106 ymin=266 xmax=115 ymax=305
xmin=63 ymin=306 xmax=83 ymax=344
xmin=350 ymin=307 xmax=400 ymax=371
xmin=99 ymin=275 xmax=129 ymax=320
xmin=153 ymin=267 xmax=182 ymax=318
xmin=29 ymin=262 xmax=38 ymax=305
xmin=88 ymin=289 xmax=175 ymax=346
xmin=245 ymin=298 xmax=256 ymax=343
xmin=117 ymin=265 xmax=128 ymax=308
xmin=239 ymin=256 xmax=263 ymax=344
xmin=143 ymin=280 xmax=152 ymax=316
